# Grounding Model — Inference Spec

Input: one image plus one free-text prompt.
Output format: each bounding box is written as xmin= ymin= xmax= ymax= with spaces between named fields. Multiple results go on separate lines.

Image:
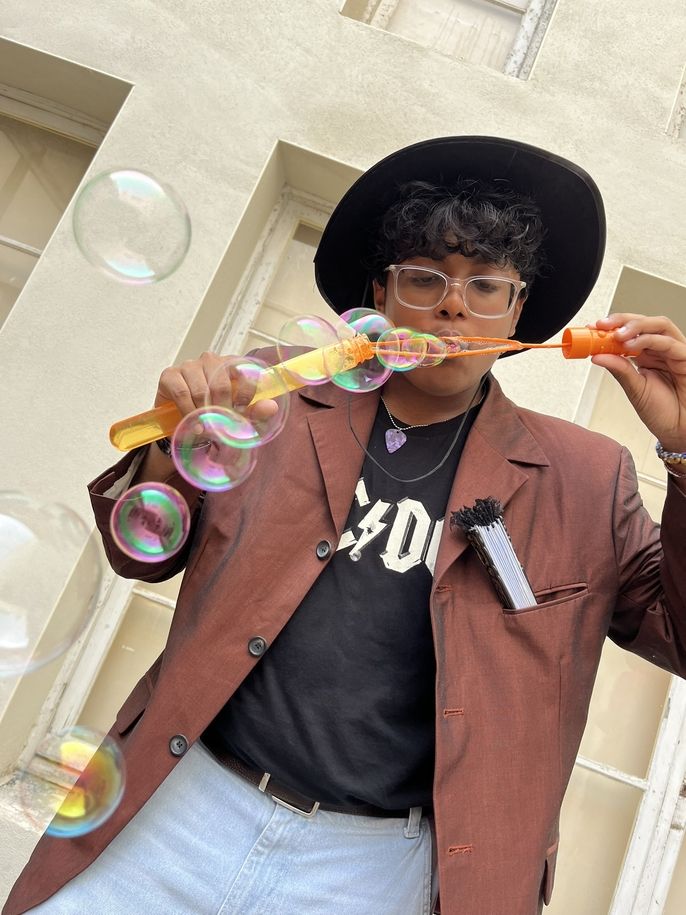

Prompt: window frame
xmin=347 ymin=0 xmax=559 ymax=79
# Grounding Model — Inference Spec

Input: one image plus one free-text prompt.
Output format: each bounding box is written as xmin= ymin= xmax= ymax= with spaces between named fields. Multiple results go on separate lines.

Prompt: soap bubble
xmin=0 ymin=493 xmax=103 ymax=678
xmin=340 ymin=308 xmax=394 ymax=340
xmin=110 ymin=483 xmax=190 ymax=563
xmin=276 ymin=315 xmax=341 ymax=385
xmin=18 ymin=726 xmax=125 ymax=838
xmin=72 ymin=168 xmax=191 ymax=284
xmin=331 ymin=308 xmax=393 ymax=393
xmin=376 ymin=327 xmax=428 ymax=372
xmin=415 ymin=333 xmax=447 ymax=367
xmin=205 ymin=355 xmax=290 ymax=446
xmin=171 ymin=408 xmax=258 ymax=491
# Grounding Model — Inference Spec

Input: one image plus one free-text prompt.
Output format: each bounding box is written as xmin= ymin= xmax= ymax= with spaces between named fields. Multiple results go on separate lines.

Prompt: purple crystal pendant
xmin=385 ymin=429 xmax=407 ymax=453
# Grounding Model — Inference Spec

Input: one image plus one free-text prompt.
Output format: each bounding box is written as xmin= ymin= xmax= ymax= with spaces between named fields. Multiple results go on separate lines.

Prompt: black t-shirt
xmin=202 ymin=396 xmax=480 ymax=809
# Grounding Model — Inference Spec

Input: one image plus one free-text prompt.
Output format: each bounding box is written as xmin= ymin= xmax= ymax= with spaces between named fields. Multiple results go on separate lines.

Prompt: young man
xmin=6 ymin=136 xmax=686 ymax=915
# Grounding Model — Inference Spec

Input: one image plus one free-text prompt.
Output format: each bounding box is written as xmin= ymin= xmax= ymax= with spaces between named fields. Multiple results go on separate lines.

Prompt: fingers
xmin=154 ymin=353 xmax=279 ymax=421
xmin=592 ymin=314 xmax=686 ymax=374
xmin=594 ymin=314 xmax=686 ymax=348
xmin=154 ymin=352 xmax=228 ymax=416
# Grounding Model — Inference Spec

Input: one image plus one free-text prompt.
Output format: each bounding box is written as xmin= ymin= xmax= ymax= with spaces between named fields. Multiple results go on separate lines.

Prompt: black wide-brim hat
xmin=314 ymin=136 xmax=606 ymax=350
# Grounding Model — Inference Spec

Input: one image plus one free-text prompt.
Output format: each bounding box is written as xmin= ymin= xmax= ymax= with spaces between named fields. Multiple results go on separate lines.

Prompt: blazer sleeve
xmin=608 ymin=446 xmax=686 ymax=676
xmin=87 ymin=446 xmax=204 ymax=583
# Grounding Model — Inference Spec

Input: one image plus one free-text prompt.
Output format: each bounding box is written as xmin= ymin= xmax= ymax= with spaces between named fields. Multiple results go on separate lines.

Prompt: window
xmin=340 ymin=0 xmax=559 ymax=78
xmin=0 ymin=114 xmax=95 ymax=327
xmin=0 ymin=39 xmax=130 ymax=328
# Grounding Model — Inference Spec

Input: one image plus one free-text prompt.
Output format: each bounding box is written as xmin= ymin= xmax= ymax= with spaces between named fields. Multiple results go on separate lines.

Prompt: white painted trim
xmin=486 ymin=0 xmax=528 ymax=12
xmin=503 ymin=0 xmax=557 ymax=79
xmin=369 ymin=0 xmax=397 ymax=30
xmin=575 ymin=754 xmax=649 ymax=792
xmin=367 ymin=0 xmax=528 ymax=26
xmin=651 ymin=780 xmax=686 ymax=913
xmin=666 ymin=65 xmax=686 ymax=139
xmin=214 ymin=193 xmax=332 ymax=355
xmin=609 ymin=676 xmax=686 ymax=913
xmin=0 ymin=235 xmax=41 ymax=258
xmin=0 ymin=83 xmax=106 ymax=146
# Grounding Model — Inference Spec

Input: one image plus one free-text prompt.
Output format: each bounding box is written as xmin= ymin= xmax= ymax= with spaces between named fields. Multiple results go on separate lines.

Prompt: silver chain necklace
xmin=380 ymin=397 xmax=432 ymax=453
xmin=347 ymin=377 xmax=487 ymax=484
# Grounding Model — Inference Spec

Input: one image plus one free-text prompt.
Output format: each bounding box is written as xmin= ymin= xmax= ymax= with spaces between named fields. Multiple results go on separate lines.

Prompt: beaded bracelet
xmin=655 ymin=442 xmax=686 ymax=479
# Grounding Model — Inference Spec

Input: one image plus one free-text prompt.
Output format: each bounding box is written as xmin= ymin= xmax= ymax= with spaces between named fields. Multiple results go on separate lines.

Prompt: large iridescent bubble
xmin=276 ymin=315 xmax=342 ymax=385
xmin=205 ymin=355 xmax=290 ymax=446
xmin=18 ymin=726 xmax=125 ymax=838
xmin=171 ymin=408 xmax=258 ymax=491
xmin=331 ymin=308 xmax=394 ymax=393
xmin=72 ymin=168 xmax=191 ymax=284
xmin=110 ymin=483 xmax=191 ymax=563
xmin=0 ymin=493 xmax=103 ymax=678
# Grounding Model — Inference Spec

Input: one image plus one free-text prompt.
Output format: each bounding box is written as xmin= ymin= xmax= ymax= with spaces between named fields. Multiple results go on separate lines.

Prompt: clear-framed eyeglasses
xmin=386 ymin=265 xmax=527 ymax=318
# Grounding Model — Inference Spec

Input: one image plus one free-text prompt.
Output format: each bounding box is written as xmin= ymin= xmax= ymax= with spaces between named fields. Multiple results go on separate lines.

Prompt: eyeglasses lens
xmin=395 ymin=267 xmax=514 ymax=316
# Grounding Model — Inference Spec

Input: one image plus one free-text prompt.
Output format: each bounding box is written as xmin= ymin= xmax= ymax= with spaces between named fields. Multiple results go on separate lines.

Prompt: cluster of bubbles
xmin=108 ymin=309 xmax=459 ymax=566
xmin=67 ymin=165 xmax=459 ymax=567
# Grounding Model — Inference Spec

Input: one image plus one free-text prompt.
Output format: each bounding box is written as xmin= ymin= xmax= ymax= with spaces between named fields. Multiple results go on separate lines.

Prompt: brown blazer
xmin=5 ymin=377 xmax=686 ymax=915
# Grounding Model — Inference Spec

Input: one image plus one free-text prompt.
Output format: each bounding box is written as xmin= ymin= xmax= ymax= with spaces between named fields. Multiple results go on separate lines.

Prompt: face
xmin=373 ymin=251 xmax=525 ymax=399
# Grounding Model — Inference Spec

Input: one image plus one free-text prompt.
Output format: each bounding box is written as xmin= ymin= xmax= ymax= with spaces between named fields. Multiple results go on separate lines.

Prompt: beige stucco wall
xmin=1 ymin=0 xmax=686 ymax=902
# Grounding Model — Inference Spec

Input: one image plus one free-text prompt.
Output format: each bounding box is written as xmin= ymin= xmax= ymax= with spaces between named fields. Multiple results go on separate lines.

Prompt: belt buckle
xmin=258 ymin=772 xmax=320 ymax=818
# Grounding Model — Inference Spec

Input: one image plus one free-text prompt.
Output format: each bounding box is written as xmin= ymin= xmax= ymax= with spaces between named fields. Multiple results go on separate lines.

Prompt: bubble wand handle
xmin=109 ymin=335 xmax=375 ymax=451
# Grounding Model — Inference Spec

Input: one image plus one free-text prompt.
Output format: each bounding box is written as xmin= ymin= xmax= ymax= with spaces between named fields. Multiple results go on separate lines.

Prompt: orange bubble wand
xmin=109 ymin=326 xmax=635 ymax=452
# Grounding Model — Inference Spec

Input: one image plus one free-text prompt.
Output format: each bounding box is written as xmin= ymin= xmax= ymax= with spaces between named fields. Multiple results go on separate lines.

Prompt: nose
xmin=436 ymin=281 xmax=468 ymax=319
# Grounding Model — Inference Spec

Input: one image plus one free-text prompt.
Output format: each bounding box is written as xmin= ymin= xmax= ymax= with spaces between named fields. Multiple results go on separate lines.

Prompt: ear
xmin=372 ymin=278 xmax=386 ymax=313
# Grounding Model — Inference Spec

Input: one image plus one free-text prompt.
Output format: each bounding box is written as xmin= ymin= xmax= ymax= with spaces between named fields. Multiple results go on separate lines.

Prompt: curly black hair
xmin=367 ymin=178 xmax=547 ymax=288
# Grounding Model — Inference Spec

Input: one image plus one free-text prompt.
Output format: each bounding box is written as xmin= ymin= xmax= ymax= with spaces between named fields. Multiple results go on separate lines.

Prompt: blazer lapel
xmin=304 ymin=386 xmax=380 ymax=536
xmin=433 ymin=378 xmax=550 ymax=585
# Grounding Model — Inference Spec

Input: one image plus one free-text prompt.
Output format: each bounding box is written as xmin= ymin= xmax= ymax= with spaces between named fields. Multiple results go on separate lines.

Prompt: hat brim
xmin=314 ymin=136 xmax=605 ymax=352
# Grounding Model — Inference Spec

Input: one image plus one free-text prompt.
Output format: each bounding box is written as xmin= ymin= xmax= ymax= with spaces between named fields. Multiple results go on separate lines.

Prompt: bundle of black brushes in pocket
xmin=450 ymin=497 xmax=536 ymax=610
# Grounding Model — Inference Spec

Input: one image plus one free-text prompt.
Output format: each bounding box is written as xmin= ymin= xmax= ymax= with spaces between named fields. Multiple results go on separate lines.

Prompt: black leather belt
xmin=200 ymin=734 xmax=414 ymax=819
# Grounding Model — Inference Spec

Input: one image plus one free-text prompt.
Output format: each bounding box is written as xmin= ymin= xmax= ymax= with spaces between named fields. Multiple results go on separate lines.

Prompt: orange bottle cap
xmin=562 ymin=327 xmax=638 ymax=359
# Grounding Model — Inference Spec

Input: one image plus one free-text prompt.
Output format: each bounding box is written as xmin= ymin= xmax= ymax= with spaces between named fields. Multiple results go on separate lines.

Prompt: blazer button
xmin=315 ymin=540 xmax=332 ymax=560
xmin=248 ymin=636 xmax=267 ymax=657
xmin=169 ymin=734 xmax=188 ymax=757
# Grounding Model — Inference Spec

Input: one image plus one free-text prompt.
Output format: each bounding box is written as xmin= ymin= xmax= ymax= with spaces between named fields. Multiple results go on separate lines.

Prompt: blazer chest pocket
xmin=503 ymin=582 xmax=589 ymax=616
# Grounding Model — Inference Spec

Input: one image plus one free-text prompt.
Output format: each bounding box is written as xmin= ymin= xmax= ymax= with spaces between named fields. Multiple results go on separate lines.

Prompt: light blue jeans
xmin=29 ymin=740 xmax=437 ymax=914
